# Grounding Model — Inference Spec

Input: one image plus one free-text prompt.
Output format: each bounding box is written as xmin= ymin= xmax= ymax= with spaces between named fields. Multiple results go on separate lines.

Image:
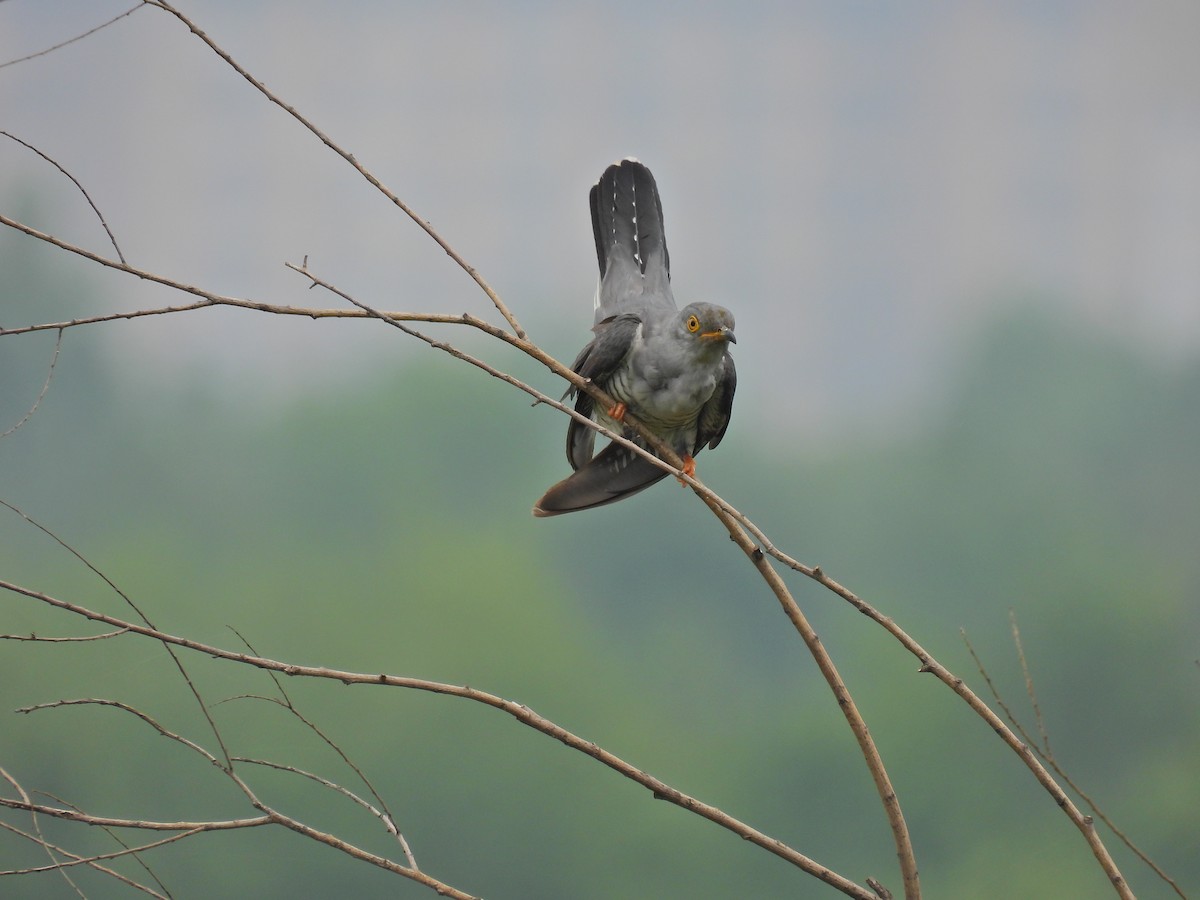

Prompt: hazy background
xmin=2 ymin=2 xmax=1197 ymax=898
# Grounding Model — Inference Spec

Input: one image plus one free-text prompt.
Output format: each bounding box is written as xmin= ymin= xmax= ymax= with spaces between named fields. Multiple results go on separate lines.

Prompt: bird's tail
xmin=532 ymin=441 xmax=668 ymax=517
xmin=589 ymin=158 xmax=671 ymax=319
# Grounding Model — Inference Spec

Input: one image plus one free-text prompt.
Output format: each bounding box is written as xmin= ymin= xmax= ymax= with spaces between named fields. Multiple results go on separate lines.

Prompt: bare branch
xmin=232 ymin=757 xmax=392 ymax=834
xmin=238 ymin=797 xmax=480 ymax=900
xmin=0 ymin=3 xmax=147 ymax=71
xmin=0 ymin=628 xmax=130 ymax=642
xmin=0 ymin=799 xmax=271 ymax=834
xmin=221 ymin=692 xmax=418 ymax=868
xmin=0 ymin=132 xmax=126 ymax=261
xmin=691 ymin=511 xmax=1133 ymax=899
xmin=0 ymin=499 xmax=233 ymax=767
xmin=0 ymin=766 xmax=73 ymax=894
xmin=18 ymin=698 xmax=221 ymax=767
xmin=224 ymin=628 xmax=416 ymax=867
xmin=33 ymin=789 xmax=174 ymax=897
xmin=1 ymin=791 xmax=480 ymax=899
xmin=0 ymin=819 xmax=169 ymax=897
xmin=141 ymin=0 xmax=525 ymax=339
xmin=8 ymin=695 xmax=478 ymax=899
xmin=0 ymin=577 xmax=878 ymax=900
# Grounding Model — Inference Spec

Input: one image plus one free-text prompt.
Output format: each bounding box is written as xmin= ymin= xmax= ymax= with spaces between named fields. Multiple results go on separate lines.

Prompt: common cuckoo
xmin=533 ymin=158 xmax=737 ymax=516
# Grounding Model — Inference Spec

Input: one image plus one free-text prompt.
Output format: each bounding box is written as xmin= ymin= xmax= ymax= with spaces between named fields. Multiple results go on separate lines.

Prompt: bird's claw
xmin=676 ymin=455 xmax=696 ymax=485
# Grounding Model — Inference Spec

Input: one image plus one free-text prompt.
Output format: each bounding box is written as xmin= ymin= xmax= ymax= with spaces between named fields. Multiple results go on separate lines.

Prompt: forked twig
xmin=8 ymin=698 xmax=479 ymax=900
xmin=224 ymin=627 xmax=418 ymax=869
xmin=34 ymin=789 xmax=173 ymax=897
xmin=0 ymin=819 xmax=169 ymax=898
xmin=0 ymin=499 xmax=232 ymax=767
xmin=0 ymin=131 xmax=126 ymax=261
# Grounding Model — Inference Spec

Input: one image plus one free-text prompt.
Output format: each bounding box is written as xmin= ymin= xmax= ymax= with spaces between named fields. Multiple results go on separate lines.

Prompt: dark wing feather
xmin=694 ymin=352 xmax=736 ymax=453
xmin=564 ymin=314 xmax=641 ymax=470
xmin=534 ymin=440 xmax=669 ymax=517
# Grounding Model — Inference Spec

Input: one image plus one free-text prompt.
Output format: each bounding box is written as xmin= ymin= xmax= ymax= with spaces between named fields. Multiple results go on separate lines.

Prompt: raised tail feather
xmin=589 ymin=158 xmax=671 ymax=320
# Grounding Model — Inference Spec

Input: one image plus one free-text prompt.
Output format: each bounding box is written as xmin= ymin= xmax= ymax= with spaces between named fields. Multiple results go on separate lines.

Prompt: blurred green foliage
xmin=1 ymin=254 xmax=1197 ymax=898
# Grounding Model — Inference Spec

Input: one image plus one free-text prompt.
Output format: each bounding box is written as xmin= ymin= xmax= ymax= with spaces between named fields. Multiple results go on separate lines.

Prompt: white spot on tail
xmin=631 ymin=179 xmax=642 ymax=270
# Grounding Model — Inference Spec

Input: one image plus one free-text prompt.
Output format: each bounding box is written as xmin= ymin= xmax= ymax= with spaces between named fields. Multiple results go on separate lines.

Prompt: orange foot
xmin=677 ymin=454 xmax=696 ymax=485
xmin=606 ymin=401 xmax=628 ymax=423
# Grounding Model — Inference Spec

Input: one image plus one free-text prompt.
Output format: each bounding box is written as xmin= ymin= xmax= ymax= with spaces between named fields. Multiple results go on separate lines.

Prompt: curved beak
xmin=701 ymin=326 xmax=736 ymax=344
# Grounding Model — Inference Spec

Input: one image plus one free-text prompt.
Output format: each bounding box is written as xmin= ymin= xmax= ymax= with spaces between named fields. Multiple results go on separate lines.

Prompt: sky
xmin=3 ymin=1 xmax=1199 ymax=440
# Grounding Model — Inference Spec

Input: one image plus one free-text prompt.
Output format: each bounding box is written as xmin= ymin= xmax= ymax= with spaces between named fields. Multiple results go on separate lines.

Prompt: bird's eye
xmin=686 ymin=315 xmax=701 ymax=333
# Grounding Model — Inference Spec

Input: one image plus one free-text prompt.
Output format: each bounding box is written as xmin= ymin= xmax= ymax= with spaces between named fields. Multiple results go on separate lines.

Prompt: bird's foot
xmin=676 ymin=455 xmax=696 ymax=485
xmin=606 ymin=401 xmax=628 ymax=423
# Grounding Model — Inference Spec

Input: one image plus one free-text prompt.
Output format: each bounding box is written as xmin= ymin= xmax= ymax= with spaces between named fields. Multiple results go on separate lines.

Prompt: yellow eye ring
xmin=686 ymin=315 xmax=701 ymax=333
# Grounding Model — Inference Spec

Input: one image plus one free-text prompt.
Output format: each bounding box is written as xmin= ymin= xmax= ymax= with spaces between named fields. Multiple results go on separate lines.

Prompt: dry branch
xmin=0 ymin=577 xmax=878 ymax=900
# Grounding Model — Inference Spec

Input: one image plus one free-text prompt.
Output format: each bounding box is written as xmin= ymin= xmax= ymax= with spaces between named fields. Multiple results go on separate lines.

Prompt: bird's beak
xmin=701 ymin=327 xmax=736 ymax=344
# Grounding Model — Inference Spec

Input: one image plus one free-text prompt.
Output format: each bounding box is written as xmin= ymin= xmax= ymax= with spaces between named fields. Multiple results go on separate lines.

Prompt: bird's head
xmin=678 ymin=303 xmax=737 ymax=350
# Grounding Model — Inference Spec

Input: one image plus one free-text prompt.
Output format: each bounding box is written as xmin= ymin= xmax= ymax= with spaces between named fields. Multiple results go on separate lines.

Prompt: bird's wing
xmin=695 ymin=352 xmax=737 ymax=452
xmin=564 ymin=313 xmax=642 ymax=470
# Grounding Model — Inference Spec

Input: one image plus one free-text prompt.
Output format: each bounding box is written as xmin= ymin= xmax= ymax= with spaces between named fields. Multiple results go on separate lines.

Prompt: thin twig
xmin=1009 ymin=611 xmax=1051 ymax=754
xmin=0 ymin=799 xmax=272 ymax=833
xmin=0 ymin=3 xmax=147 ymax=70
xmin=232 ymin=757 xmax=391 ymax=833
xmin=1 ymin=821 xmax=205 ymax=880
xmin=0 ymin=499 xmax=233 ymax=767
xmin=0 ymin=820 xmax=169 ymax=897
xmin=964 ymin=628 xmax=1186 ymax=899
xmin=18 ymin=698 xmax=221 ymax=765
xmin=1 ymin=628 xmax=130 ymax=642
xmin=35 ymin=790 xmax=173 ymax=898
xmin=0 ymin=132 xmax=126 ymax=261
xmin=11 ymin=696 xmax=478 ymax=899
xmin=225 ymin=628 xmax=417 ymax=868
xmin=142 ymin=0 xmax=526 ymax=340
xmin=781 ymin=563 xmax=1134 ymax=898
xmin=0 ymin=766 xmax=77 ymax=896
xmin=0 ymin=328 xmax=62 ymax=439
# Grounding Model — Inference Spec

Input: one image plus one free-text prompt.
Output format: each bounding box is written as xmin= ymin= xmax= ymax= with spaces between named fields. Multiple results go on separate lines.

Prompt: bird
xmin=533 ymin=158 xmax=737 ymax=517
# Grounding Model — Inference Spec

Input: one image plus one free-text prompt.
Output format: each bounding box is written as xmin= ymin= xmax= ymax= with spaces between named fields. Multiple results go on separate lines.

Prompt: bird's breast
xmin=605 ymin=350 xmax=719 ymax=434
